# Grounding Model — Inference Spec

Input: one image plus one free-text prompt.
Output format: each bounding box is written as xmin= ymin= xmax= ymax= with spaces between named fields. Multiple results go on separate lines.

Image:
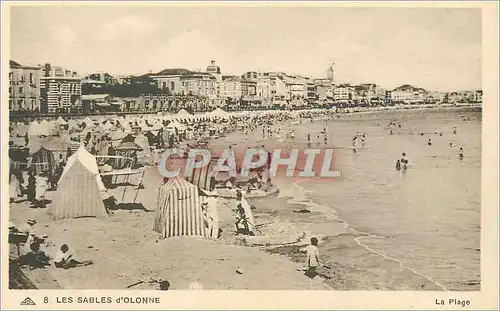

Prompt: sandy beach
xmin=8 ymin=106 xmax=481 ymax=291
xmin=9 ymin=164 xmax=331 ymax=290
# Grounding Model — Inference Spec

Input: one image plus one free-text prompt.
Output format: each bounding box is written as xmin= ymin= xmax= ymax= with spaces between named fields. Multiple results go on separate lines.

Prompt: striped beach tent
xmin=153 ymin=177 xmax=208 ymax=239
xmin=187 ymin=158 xmax=215 ymax=191
xmin=49 ymin=160 xmax=108 ymax=220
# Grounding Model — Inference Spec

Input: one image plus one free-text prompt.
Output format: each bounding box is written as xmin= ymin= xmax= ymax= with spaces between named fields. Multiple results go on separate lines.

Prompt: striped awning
xmin=153 ymin=177 xmax=208 ymax=239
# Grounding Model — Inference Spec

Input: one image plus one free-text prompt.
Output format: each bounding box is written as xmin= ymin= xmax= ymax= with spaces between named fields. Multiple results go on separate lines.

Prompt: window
xmin=9 ymin=99 xmax=12 ymax=110
xmin=30 ymin=73 xmax=34 ymax=84
xmin=9 ymin=87 xmax=12 ymax=94
xmin=170 ymin=81 xmax=175 ymax=90
xmin=9 ymin=72 xmax=13 ymax=81
xmin=163 ymin=82 xmax=167 ymax=89
xmin=18 ymin=87 xmax=23 ymax=93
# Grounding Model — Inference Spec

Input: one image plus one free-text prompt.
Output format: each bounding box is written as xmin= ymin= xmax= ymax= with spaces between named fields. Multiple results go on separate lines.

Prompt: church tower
xmin=327 ymin=62 xmax=335 ymax=83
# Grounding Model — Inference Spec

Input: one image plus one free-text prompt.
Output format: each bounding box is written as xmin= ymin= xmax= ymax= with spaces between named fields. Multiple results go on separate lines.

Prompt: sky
xmin=10 ymin=5 xmax=482 ymax=92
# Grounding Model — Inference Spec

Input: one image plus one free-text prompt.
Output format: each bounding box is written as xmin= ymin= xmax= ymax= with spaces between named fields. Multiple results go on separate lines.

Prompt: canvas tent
xmin=153 ymin=177 xmax=208 ymax=239
xmin=209 ymin=108 xmax=230 ymax=119
xmin=176 ymin=109 xmax=192 ymax=119
xmin=49 ymin=160 xmax=108 ymax=220
xmin=59 ymin=146 xmax=106 ymax=191
xmin=28 ymin=121 xmax=50 ymax=137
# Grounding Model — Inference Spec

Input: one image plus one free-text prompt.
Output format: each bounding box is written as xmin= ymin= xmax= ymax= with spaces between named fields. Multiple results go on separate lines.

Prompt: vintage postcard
xmin=1 ymin=1 xmax=498 ymax=310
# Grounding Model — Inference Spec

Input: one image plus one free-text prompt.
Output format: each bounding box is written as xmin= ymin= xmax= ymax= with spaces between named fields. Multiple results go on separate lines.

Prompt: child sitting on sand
xmin=54 ymin=244 xmax=93 ymax=269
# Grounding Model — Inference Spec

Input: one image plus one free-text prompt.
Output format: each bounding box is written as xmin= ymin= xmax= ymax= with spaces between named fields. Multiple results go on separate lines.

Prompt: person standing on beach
xmin=305 ymin=237 xmax=320 ymax=278
xmin=396 ymin=160 xmax=401 ymax=171
xmin=401 ymin=153 xmax=409 ymax=170
xmin=459 ymin=147 xmax=464 ymax=160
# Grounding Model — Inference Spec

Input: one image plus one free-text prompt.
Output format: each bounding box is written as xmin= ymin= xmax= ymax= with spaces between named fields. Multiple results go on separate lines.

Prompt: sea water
xmin=220 ymin=108 xmax=481 ymax=291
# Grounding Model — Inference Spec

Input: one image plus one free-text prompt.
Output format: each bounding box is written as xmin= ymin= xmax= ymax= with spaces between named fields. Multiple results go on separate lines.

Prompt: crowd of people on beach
xmin=8 ymin=106 xmax=478 ymax=288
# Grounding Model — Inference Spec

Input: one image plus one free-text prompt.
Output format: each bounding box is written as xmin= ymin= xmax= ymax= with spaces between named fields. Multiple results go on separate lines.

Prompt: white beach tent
xmin=208 ymin=108 xmax=230 ymax=119
xmin=83 ymin=117 xmax=96 ymax=129
xmin=176 ymin=109 xmax=192 ymax=119
xmin=59 ymin=146 xmax=106 ymax=191
xmin=166 ymin=120 xmax=187 ymax=131
xmin=40 ymin=119 xmax=57 ymax=136
xmin=28 ymin=120 xmax=50 ymax=137
xmin=55 ymin=116 xmax=68 ymax=126
xmin=49 ymin=160 xmax=108 ymax=220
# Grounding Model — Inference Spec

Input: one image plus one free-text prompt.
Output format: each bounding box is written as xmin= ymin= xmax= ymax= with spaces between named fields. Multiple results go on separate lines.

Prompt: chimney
xmin=44 ymin=63 xmax=51 ymax=77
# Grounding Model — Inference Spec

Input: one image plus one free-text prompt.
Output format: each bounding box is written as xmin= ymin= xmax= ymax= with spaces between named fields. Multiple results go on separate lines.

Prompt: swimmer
xmin=396 ymin=159 xmax=401 ymax=171
xmin=449 ymin=142 xmax=454 ymax=147
xmin=428 ymin=138 xmax=432 ymax=146
xmin=361 ymin=138 xmax=366 ymax=147
xmin=307 ymin=134 xmax=311 ymax=142
xmin=390 ymin=129 xmax=393 ymax=135
xmin=459 ymin=147 xmax=464 ymax=160
xmin=352 ymin=136 xmax=358 ymax=147
xmin=453 ymin=127 xmax=457 ymax=135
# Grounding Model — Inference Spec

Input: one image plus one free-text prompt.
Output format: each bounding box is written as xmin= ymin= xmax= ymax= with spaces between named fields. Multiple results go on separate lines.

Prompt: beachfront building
xmin=425 ymin=91 xmax=445 ymax=104
xmin=305 ymin=78 xmax=318 ymax=104
xmin=147 ymin=68 xmax=221 ymax=110
xmin=280 ymin=74 xmax=307 ymax=107
xmin=219 ymin=76 xmax=242 ymax=99
xmin=313 ymin=79 xmax=333 ymax=104
xmin=8 ymin=60 xmax=42 ymax=113
xmin=350 ymin=83 xmax=387 ymax=106
xmin=463 ymin=90 xmax=483 ymax=103
xmin=149 ymin=69 xmax=217 ymax=97
xmin=84 ymin=72 xmax=119 ymax=85
xmin=206 ymin=60 xmax=222 ymax=83
xmin=334 ymin=84 xmax=354 ymax=104
xmin=135 ymin=94 xmax=212 ymax=112
xmin=40 ymin=63 xmax=82 ymax=114
xmin=241 ymin=76 xmax=260 ymax=108
xmin=240 ymin=71 xmax=273 ymax=107
xmin=268 ymin=73 xmax=287 ymax=106
xmin=390 ymin=84 xmax=427 ymax=105
xmin=80 ymin=94 xmax=120 ymax=114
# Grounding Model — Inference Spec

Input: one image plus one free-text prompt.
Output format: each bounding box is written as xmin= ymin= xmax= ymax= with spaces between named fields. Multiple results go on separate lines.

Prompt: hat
xmin=27 ymin=219 xmax=37 ymax=226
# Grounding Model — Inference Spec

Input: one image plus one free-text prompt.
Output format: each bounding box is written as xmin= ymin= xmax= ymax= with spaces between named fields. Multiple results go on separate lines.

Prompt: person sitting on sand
xmin=159 ymin=280 xmax=170 ymax=291
xmin=54 ymin=244 xmax=93 ymax=269
xmin=305 ymin=237 xmax=320 ymax=278
xmin=22 ymin=242 xmax=51 ymax=270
